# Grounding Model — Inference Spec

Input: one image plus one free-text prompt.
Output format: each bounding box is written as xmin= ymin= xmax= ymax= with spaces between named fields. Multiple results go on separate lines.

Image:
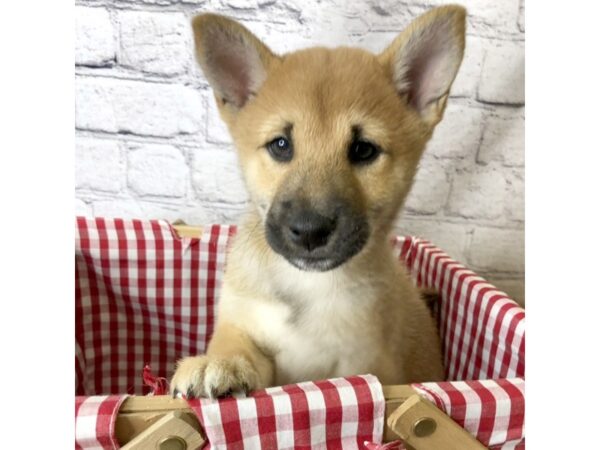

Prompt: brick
xmin=450 ymin=36 xmax=486 ymax=98
xmin=118 ymin=11 xmax=189 ymax=76
xmin=477 ymin=111 xmax=525 ymax=166
xmin=75 ymin=138 xmax=123 ymax=193
xmin=355 ymin=31 xmax=400 ymax=54
xmin=75 ymin=77 xmax=204 ymax=137
xmin=137 ymin=201 xmax=187 ymax=220
xmin=75 ymin=7 xmax=115 ymax=66
xmin=426 ymin=104 xmax=485 ymax=159
xmin=139 ymin=0 xmax=180 ymax=4
xmin=75 ymin=78 xmax=118 ymax=132
xmin=166 ymin=205 xmax=209 ymax=223
xmin=92 ymin=197 xmax=243 ymax=224
xmin=518 ymin=0 xmax=525 ymax=32
xmin=405 ymin=160 xmax=450 ymax=214
xmin=462 ymin=0 xmax=519 ymax=32
xmin=395 ymin=219 xmax=472 ymax=263
xmin=363 ymin=1 xmax=425 ymax=32
xmin=446 ymin=167 xmax=506 ymax=219
xmin=93 ymin=199 xmax=186 ymax=220
xmin=468 ymin=227 xmax=524 ymax=272
xmin=184 ymin=202 xmax=248 ymax=225
xmin=487 ymin=278 xmax=525 ymax=306
xmin=269 ymin=30 xmax=319 ymax=54
xmin=225 ymin=0 xmax=259 ymax=8
xmin=128 ymin=144 xmax=188 ymax=197
xmin=409 ymin=0 xmax=518 ymax=33
xmin=478 ymin=42 xmax=525 ymax=104
xmin=92 ymin=198 xmax=144 ymax=218
xmin=75 ymin=198 xmax=93 ymax=217
xmin=191 ymin=147 xmax=248 ymax=204
xmin=206 ymin=96 xmax=233 ymax=144
xmin=506 ymin=171 xmax=524 ymax=222
xmin=74 ymin=2 xmax=527 ymax=282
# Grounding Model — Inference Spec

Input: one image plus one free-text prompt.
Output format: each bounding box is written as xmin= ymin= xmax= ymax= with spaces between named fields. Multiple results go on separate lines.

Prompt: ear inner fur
xmin=378 ymin=5 xmax=466 ymax=128
xmin=191 ymin=14 xmax=278 ymax=108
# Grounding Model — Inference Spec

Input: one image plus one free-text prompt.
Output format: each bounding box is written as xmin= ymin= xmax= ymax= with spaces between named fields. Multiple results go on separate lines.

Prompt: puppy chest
xmin=251 ymin=299 xmax=381 ymax=385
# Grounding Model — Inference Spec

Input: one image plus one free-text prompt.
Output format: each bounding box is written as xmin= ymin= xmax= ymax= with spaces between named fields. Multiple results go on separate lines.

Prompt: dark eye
xmin=266 ymin=136 xmax=293 ymax=162
xmin=348 ymin=140 xmax=380 ymax=165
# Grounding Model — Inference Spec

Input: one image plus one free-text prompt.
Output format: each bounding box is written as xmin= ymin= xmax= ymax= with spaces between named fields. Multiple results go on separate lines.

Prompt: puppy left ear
xmin=191 ymin=14 xmax=277 ymax=109
xmin=379 ymin=5 xmax=466 ymax=128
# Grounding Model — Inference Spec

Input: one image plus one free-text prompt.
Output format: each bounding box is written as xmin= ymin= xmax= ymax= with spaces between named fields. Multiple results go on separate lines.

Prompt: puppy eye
xmin=266 ymin=137 xmax=293 ymax=162
xmin=348 ymin=140 xmax=380 ymax=165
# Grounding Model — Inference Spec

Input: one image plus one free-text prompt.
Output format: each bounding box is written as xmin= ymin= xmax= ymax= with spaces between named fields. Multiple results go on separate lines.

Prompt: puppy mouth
xmin=288 ymin=256 xmax=342 ymax=272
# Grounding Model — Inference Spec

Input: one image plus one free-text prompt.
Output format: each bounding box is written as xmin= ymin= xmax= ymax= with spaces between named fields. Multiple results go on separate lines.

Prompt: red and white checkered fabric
xmin=393 ymin=237 xmax=525 ymax=381
xmin=76 ymin=217 xmax=234 ymax=395
xmin=412 ymin=378 xmax=525 ymax=449
xmin=189 ymin=374 xmax=384 ymax=450
xmin=75 ymin=395 xmax=127 ymax=450
xmin=75 ymin=217 xmax=526 ymax=449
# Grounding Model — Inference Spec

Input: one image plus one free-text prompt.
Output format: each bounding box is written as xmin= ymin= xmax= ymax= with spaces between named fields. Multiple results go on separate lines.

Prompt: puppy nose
xmin=286 ymin=209 xmax=336 ymax=251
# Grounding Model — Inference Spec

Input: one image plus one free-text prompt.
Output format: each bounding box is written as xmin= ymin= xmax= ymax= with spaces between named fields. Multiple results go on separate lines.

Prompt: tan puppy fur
xmin=171 ymin=5 xmax=466 ymax=398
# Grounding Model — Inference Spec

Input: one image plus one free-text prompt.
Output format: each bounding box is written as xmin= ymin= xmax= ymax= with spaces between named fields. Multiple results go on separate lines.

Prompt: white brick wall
xmin=75 ymin=0 xmax=525 ymax=305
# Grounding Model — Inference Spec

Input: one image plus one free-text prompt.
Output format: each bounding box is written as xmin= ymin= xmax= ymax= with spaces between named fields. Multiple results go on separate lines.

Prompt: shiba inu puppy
xmin=171 ymin=5 xmax=466 ymax=398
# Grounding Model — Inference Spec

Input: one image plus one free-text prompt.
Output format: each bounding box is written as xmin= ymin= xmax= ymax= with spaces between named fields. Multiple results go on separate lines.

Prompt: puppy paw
xmin=170 ymin=355 xmax=260 ymax=399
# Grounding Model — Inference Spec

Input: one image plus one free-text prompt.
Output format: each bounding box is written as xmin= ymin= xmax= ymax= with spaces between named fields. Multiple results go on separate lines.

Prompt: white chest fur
xmin=243 ymin=260 xmax=383 ymax=385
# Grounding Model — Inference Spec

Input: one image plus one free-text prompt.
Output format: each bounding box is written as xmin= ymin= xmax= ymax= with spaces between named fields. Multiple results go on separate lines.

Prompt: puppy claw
xmin=171 ymin=355 xmax=259 ymax=400
xmin=209 ymin=387 xmax=222 ymax=399
xmin=186 ymin=387 xmax=195 ymax=399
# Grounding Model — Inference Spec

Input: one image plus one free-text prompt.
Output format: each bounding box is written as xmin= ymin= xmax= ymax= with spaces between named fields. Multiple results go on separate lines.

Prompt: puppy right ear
xmin=191 ymin=14 xmax=277 ymax=109
xmin=379 ymin=5 xmax=466 ymax=129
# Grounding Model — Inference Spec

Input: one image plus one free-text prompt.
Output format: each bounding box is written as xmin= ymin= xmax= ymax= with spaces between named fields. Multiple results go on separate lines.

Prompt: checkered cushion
xmin=75 ymin=218 xmax=525 ymax=449
xmin=394 ymin=237 xmax=525 ymax=381
xmin=189 ymin=375 xmax=384 ymax=450
xmin=412 ymin=378 xmax=525 ymax=449
xmin=75 ymin=395 xmax=127 ymax=450
xmin=76 ymin=217 xmax=234 ymax=395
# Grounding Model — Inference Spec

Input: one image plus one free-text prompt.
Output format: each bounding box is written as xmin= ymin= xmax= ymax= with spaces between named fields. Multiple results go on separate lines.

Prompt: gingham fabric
xmin=75 ymin=217 xmax=526 ymax=449
xmin=75 ymin=395 xmax=127 ymax=450
xmin=189 ymin=374 xmax=384 ymax=450
xmin=393 ymin=237 xmax=525 ymax=381
xmin=76 ymin=217 xmax=234 ymax=396
xmin=412 ymin=378 xmax=525 ymax=450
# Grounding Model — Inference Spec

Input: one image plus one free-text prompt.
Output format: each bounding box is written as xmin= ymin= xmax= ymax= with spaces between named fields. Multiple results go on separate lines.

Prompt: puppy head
xmin=192 ymin=6 xmax=466 ymax=271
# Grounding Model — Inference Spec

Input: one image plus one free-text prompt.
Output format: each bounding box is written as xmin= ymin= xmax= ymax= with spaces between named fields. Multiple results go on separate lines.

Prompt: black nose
xmin=286 ymin=209 xmax=337 ymax=251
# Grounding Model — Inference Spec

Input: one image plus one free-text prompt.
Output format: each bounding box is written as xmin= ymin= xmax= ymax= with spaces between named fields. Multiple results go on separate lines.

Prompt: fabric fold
xmin=187 ymin=374 xmax=385 ymax=450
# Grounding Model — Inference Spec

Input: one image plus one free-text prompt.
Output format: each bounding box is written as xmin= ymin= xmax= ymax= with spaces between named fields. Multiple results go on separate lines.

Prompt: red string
xmin=142 ymin=365 xmax=169 ymax=395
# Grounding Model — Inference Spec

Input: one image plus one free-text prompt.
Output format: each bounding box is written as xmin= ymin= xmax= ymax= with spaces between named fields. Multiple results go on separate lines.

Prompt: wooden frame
xmin=117 ymin=387 xmax=485 ymax=449
xmin=116 ymin=224 xmax=485 ymax=449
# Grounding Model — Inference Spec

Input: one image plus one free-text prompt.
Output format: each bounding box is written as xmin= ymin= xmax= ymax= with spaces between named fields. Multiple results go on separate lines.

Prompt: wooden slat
xmin=382 ymin=385 xmax=419 ymax=442
xmin=172 ymin=224 xmax=203 ymax=238
xmin=387 ymin=394 xmax=487 ymax=450
xmin=120 ymin=410 xmax=205 ymax=450
xmin=116 ymin=385 xmax=420 ymax=445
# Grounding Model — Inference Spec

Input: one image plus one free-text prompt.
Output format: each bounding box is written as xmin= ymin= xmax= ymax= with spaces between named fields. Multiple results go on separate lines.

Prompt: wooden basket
xmin=75 ymin=218 xmax=525 ymax=450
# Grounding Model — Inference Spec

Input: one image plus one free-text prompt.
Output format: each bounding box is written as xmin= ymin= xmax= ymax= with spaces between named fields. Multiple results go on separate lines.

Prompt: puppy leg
xmin=170 ymin=323 xmax=273 ymax=398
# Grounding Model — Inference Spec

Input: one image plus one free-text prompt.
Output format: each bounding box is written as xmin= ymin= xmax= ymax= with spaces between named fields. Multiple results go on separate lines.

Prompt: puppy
xmin=171 ymin=5 xmax=466 ymax=399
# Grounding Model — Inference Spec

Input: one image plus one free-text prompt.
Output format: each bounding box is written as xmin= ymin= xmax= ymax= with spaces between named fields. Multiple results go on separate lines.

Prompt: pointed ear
xmin=379 ymin=5 xmax=466 ymax=128
xmin=191 ymin=14 xmax=277 ymax=108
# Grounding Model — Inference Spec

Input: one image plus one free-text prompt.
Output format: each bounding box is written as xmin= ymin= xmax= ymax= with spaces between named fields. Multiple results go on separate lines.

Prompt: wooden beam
xmin=116 ymin=385 xmax=422 ymax=446
xmin=172 ymin=224 xmax=203 ymax=238
xmin=120 ymin=410 xmax=205 ymax=450
xmin=387 ymin=394 xmax=487 ymax=449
